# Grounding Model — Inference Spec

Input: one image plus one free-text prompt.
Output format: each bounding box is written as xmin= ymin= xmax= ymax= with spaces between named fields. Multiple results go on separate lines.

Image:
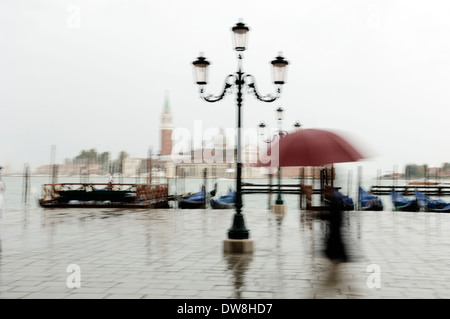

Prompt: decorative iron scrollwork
xmin=198 ymin=72 xmax=282 ymax=104
xmin=199 ymin=74 xmax=236 ymax=103
xmin=244 ymin=74 xmax=281 ymax=103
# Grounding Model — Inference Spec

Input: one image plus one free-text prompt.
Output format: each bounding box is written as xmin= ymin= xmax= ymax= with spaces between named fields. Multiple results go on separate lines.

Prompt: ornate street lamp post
xmin=192 ymin=21 xmax=288 ymax=242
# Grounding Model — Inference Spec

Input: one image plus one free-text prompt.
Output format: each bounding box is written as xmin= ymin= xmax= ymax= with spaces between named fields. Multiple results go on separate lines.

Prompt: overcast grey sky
xmin=1 ymin=0 xmax=450 ymax=176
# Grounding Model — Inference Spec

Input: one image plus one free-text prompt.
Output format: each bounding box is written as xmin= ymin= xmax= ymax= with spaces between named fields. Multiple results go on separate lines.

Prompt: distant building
xmin=0 ymin=164 xmax=11 ymax=176
xmin=427 ymin=167 xmax=450 ymax=179
xmin=165 ymin=127 xmax=235 ymax=178
xmin=122 ymin=157 xmax=166 ymax=177
xmin=34 ymin=164 xmax=105 ymax=176
xmin=160 ymin=92 xmax=173 ymax=161
xmin=152 ymin=93 xmax=320 ymax=180
xmin=122 ymin=158 xmax=144 ymax=177
xmin=156 ymin=95 xmax=311 ymax=179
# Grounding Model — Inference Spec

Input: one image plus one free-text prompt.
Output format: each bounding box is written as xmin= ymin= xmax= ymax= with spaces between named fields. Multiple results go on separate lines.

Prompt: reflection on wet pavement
xmin=1 ymin=206 xmax=450 ymax=299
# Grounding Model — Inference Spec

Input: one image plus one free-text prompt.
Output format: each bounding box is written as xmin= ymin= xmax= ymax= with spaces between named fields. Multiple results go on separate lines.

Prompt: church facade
xmin=158 ymin=93 xmax=304 ymax=179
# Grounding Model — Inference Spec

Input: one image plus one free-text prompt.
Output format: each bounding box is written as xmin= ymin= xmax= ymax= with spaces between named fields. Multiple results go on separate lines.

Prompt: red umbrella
xmin=258 ymin=128 xmax=365 ymax=167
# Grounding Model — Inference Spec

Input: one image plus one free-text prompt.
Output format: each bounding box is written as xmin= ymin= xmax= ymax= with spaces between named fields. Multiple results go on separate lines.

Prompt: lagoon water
xmin=0 ymin=173 xmax=402 ymax=212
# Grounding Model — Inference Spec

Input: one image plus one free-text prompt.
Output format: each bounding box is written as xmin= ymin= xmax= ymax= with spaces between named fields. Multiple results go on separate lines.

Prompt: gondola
xmin=38 ymin=182 xmax=170 ymax=209
xmin=359 ymin=187 xmax=383 ymax=211
xmin=56 ymin=188 xmax=136 ymax=203
xmin=415 ymin=191 xmax=450 ymax=212
xmin=390 ymin=191 xmax=420 ymax=212
xmin=177 ymin=189 xmax=207 ymax=209
xmin=210 ymin=189 xmax=236 ymax=209
xmin=333 ymin=188 xmax=354 ymax=211
xmin=177 ymin=185 xmax=217 ymax=209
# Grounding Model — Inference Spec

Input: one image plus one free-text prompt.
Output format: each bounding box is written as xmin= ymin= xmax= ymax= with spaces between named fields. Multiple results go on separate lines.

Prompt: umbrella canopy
xmin=258 ymin=128 xmax=365 ymax=167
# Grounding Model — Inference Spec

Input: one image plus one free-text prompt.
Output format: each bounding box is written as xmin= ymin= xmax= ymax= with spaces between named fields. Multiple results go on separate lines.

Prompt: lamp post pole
xmin=229 ymin=55 xmax=246 ymax=239
xmin=275 ymin=107 xmax=284 ymax=205
xmin=192 ymin=21 xmax=289 ymax=242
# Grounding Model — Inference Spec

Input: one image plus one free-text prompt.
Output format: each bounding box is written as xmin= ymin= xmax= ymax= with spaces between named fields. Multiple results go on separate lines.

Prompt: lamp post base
xmin=227 ymin=212 xmax=249 ymax=240
xmin=223 ymin=239 xmax=254 ymax=253
xmin=272 ymin=204 xmax=286 ymax=215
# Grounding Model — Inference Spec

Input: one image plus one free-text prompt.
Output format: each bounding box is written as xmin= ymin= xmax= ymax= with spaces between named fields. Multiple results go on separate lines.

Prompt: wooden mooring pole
xmin=50 ymin=144 xmax=57 ymax=184
xmin=203 ymin=168 xmax=207 ymax=209
xmin=357 ymin=166 xmax=362 ymax=211
xmin=22 ymin=163 xmax=30 ymax=204
xmin=299 ymin=168 xmax=304 ymax=209
xmin=267 ymin=172 xmax=272 ymax=210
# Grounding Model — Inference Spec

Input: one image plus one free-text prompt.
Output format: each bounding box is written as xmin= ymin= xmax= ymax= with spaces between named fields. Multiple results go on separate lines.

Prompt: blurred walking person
xmin=324 ymin=190 xmax=347 ymax=262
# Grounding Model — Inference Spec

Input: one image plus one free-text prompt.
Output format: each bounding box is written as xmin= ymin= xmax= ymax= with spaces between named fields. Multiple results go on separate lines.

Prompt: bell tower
xmin=160 ymin=91 xmax=173 ymax=158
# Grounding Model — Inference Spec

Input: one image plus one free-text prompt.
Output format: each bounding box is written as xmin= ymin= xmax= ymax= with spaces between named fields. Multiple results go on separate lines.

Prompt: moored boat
xmin=38 ymin=182 xmax=170 ymax=208
xmin=391 ymin=191 xmax=420 ymax=212
xmin=177 ymin=184 xmax=217 ymax=209
xmin=333 ymin=188 xmax=354 ymax=211
xmin=415 ymin=191 xmax=450 ymax=212
xmin=210 ymin=189 xmax=236 ymax=209
xmin=177 ymin=189 xmax=206 ymax=209
xmin=359 ymin=187 xmax=383 ymax=211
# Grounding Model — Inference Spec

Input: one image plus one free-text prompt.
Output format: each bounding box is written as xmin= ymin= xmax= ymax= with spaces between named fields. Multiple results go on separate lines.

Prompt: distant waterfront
xmin=5 ymin=173 xmax=450 ymax=214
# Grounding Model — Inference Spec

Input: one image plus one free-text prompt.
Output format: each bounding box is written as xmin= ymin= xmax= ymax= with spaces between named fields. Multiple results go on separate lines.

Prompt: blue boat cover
xmin=391 ymin=191 xmax=413 ymax=206
xmin=435 ymin=203 xmax=450 ymax=212
xmin=359 ymin=187 xmax=383 ymax=207
xmin=333 ymin=188 xmax=354 ymax=206
xmin=415 ymin=191 xmax=448 ymax=209
xmin=186 ymin=189 xmax=206 ymax=201
xmin=215 ymin=189 xmax=236 ymax=204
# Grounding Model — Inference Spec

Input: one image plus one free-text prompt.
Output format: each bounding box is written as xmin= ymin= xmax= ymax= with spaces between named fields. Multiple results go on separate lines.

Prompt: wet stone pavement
xmin=1 ymin=206 xmax=450 ymax=299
